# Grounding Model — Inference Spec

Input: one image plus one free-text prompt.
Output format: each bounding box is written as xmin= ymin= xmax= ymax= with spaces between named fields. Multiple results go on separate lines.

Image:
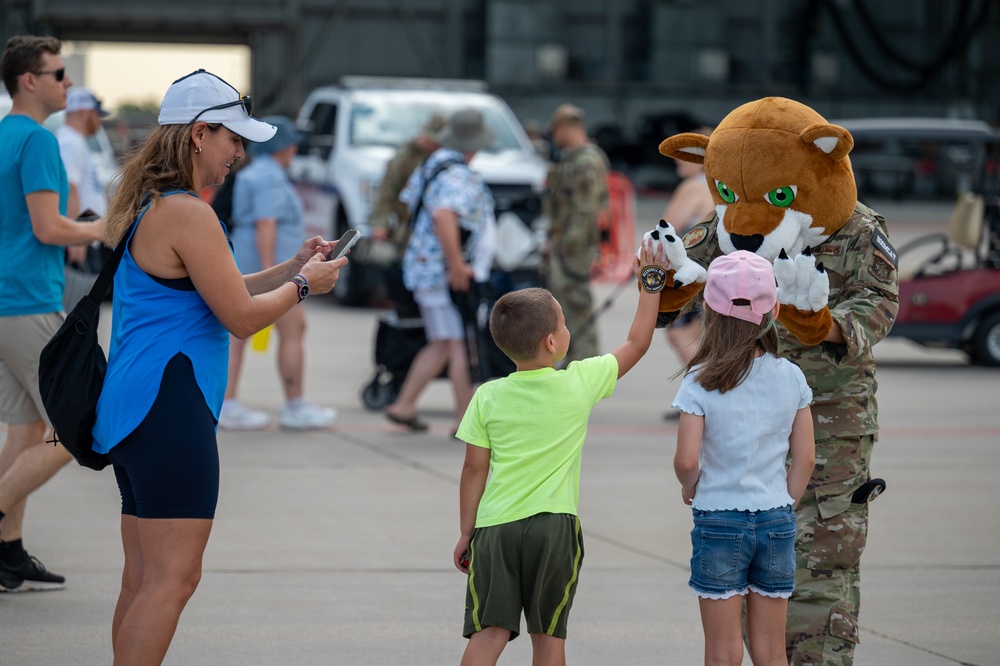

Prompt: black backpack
xmin=37 ymin=222 xmax=134 ymax=471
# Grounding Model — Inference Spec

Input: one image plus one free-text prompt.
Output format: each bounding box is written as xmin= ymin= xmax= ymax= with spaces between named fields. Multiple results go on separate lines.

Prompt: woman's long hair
xmin=104 ymin=124 xmax=199 ymax=246
xmin=685 ymin=301 xmax=778 ymax=394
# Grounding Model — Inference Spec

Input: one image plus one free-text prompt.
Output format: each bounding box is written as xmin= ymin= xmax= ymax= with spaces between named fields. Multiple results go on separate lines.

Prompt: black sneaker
xmin=0 ymin=553 xmax=66 ymax=592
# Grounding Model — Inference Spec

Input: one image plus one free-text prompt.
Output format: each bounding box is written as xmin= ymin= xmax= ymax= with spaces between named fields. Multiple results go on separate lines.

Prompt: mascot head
xmin=659 ymin=97 xmax=857 ymax=262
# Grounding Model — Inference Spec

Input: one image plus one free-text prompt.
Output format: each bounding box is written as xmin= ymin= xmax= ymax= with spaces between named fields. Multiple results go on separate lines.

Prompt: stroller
xmin=360 ymin=269 xmax=516 ymax=411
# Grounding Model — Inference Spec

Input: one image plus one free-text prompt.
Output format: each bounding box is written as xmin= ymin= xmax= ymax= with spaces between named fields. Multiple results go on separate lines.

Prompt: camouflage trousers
xmin=786 ymin=434 xmax=875 ymax=666
xmin=543 ymin=254 xmax=599 ymax=364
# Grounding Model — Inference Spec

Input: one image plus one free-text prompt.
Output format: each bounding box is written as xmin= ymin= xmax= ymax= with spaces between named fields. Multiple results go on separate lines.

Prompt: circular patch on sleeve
xmin=640 ymin=265 xmax=667 ymax=293
xmin=682 ymin=226 xmax=708 ymax=249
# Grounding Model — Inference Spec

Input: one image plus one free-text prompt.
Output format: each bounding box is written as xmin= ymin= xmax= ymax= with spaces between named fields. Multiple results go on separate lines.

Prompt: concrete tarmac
xmin=2 ymin=197 xmax=998 ymax=665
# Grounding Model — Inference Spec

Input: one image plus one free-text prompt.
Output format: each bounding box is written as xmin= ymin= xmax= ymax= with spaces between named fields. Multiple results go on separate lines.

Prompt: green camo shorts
xmin=464 ymin=512 xmax=584 ymax=640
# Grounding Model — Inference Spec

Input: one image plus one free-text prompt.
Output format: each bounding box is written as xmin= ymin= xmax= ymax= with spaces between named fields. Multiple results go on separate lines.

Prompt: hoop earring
xmin=194 ymin=147 xmax=202 ymax=155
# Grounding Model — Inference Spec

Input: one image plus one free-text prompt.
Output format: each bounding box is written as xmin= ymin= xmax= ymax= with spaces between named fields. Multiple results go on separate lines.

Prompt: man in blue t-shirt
xmin=0 ymin=35 xmax=104 ymax=592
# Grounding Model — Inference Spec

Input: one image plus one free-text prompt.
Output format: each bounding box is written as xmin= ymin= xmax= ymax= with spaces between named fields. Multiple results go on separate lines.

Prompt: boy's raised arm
xmin=611 ymin=240 xmax=669 ymax=379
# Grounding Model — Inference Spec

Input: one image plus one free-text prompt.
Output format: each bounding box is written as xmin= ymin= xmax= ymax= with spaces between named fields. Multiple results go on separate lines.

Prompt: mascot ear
xmin=800 ymin=123 xmax=854 ymax=162
xmin=659 ymin=132 xmax=710 ymax=165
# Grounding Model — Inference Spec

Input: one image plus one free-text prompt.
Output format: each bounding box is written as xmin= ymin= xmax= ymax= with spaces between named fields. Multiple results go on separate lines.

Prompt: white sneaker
xmin=280 ymin=401 xmax=337 ymax=430
xmin=218 ymin=401 xmax=271 ymax=431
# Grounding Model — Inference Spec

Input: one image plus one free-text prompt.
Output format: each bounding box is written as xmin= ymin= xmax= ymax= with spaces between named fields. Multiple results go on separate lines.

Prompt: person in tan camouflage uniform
xmin=655 ymin=97 xmax=899 ymax=665
xmin=369 ymin=113 xmax=447 ymax=254
xmin=541 ymin=104 xmax=609 ymax=364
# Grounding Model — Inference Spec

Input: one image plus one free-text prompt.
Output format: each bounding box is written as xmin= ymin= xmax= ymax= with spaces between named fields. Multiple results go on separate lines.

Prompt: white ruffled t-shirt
xmin=671 ymin=353 xmax=812 ymax=512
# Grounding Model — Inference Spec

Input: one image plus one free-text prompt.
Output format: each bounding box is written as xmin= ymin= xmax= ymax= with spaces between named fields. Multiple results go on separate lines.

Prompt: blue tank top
xmin=92 ymin=191 xmax=230 ymax=454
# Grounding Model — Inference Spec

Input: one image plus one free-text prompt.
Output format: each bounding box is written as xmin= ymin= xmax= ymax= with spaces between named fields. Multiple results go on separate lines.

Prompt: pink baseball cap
xmin=703 ymin=250 xmax=777 ymax=324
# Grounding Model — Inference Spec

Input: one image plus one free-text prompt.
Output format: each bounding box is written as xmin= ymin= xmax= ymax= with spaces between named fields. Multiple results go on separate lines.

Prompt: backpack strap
xmin=85 ymin=190 xmax=198 ymax=302
xmin=407 ymin=158 xmax=465 ymax=232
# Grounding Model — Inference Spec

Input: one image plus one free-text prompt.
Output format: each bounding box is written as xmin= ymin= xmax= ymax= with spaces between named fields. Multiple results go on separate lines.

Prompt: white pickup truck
xmin=288 ymin=77 xmax=549 ymax=305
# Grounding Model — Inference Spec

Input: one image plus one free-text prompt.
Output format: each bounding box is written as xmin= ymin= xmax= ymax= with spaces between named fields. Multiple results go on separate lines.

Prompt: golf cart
xmin=835 ymin=117 xmax=1000 ymax=366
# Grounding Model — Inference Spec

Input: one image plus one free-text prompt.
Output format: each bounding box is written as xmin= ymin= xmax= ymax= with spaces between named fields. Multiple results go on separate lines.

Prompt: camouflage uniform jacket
xmin=544 ymin=142 xmax=609 ymax=277
xmin=368 ymin=140 xmax=434 ymax=245
xmin=674 ymin=203 xmax=899 ymax=440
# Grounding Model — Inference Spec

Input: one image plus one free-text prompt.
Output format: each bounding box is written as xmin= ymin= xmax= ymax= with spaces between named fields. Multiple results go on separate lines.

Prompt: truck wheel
xmin=971 ymin=311 xmax=1000 ymax=367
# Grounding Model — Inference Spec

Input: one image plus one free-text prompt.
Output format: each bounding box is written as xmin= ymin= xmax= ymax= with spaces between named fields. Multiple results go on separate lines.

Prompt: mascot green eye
xmin=715 ymin=180 xmax=737 ymax=204
xmin=765 ymin=185 xmax=797 ymax=208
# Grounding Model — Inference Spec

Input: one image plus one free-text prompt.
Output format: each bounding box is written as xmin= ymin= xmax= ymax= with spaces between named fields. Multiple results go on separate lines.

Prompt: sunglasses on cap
xmin=189 ymin=95 xmax=253 ymax=124
xmin=32 ymin=68 xmax=66 ymax=82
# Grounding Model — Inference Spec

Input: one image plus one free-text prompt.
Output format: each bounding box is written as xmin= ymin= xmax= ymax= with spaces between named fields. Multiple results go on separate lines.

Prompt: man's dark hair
xmin=2 ymin=35 xmax=62 ymax=96
xmin=490 ymin=288 xmax=559 ymax=362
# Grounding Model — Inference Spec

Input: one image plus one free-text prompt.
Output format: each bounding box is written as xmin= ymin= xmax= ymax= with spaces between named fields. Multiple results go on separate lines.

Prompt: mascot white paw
xmin=774 ymin=248 xmax=829 ymax=312
xmin=637 ymin=220 xmax=707 ymax=288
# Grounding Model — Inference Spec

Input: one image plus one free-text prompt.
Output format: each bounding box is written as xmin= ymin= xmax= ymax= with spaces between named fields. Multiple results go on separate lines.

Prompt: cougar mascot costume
xmin=646 ymin=97 xmax=898 ymax=665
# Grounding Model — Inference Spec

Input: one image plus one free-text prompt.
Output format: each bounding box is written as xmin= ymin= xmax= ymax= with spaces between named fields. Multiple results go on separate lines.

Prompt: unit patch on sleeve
xmin=682 ymin=225 xmax=708 ymax=249
xmin=869 ymin=254 xmax=894 ymax=283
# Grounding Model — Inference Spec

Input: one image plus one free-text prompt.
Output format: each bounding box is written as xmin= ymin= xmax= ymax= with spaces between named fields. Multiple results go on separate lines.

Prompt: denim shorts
xmin=688 ymin=506 xmax=796 ymax=599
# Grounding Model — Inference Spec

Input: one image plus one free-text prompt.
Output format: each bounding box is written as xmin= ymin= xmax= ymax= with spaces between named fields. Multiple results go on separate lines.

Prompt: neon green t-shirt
xmin=457 ymin=354 xmax=618 ymax=528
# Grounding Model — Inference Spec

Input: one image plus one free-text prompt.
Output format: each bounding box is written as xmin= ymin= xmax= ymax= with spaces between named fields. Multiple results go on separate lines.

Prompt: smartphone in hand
xmin=328 ymin=229 xmax=361 ymax=261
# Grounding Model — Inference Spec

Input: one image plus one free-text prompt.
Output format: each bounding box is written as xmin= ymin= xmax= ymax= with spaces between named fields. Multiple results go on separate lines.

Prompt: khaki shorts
xmin=414 ymin=287 xmax=464 ymax=341
xmin=464 ymin=513 xmax=585 ymax=641
xmin=0 ymin=312 xmax=64 ymax=425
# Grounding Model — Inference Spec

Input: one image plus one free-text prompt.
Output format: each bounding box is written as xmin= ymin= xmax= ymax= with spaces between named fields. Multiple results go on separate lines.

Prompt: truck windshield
xmin=349 ymin=95 xmax=522 ymax=152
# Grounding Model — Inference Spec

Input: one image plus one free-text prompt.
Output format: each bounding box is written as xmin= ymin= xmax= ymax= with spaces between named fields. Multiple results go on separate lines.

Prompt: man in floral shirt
xmin=386 ymin=108 xmax=497 ymax=436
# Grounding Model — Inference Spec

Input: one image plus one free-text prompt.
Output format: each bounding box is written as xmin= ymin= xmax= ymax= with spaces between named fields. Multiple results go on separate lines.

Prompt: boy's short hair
xmin=490 ymin=288 xmax=559 ymax=362
xmin=2 ymin=35 xmax=61 ymax=96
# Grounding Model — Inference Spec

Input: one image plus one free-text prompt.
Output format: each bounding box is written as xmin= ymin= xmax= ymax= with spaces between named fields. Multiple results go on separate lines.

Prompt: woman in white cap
xmin=92 ymin=70 xmax=346 ymax=664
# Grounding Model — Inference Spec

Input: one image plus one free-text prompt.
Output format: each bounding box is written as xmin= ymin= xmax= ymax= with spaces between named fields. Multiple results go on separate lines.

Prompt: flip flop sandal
xmin=386 ymin=411 xmax=429 ymax=432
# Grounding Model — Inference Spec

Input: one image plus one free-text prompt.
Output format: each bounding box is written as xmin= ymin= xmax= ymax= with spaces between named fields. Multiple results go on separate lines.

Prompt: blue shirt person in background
xmin=221 ymin=115 xmax=338 ymax=431
xmin=0 ymin=34 xmax=104 ymax=593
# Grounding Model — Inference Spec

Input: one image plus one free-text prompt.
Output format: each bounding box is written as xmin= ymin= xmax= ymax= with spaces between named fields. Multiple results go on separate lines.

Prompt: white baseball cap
xmin=157 ymin=69 xmax=276 ymax=143
xmin=66 ymin=88 xmax=110 ymax=117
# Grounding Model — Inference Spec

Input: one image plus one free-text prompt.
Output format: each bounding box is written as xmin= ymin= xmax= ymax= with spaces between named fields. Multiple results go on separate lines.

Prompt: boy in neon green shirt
xmin=454 ymin=239 xmax=667 ymax=665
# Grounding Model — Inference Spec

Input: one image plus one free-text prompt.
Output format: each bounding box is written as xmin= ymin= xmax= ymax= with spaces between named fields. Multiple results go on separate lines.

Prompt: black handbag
xmin=37 ymin=223 xmax=133 ymax=471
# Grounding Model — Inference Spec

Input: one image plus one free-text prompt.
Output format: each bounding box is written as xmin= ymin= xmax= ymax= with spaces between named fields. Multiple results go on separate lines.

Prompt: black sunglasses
xmin=189 ymin=95 xmax=253 ymax=124
xmin=32 ymin=68 xmax=66 ymax=82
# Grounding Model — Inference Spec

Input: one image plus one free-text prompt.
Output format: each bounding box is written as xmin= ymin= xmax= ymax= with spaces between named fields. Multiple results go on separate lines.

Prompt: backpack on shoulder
xmin=38 ymin=223 xmax=134 ymax=471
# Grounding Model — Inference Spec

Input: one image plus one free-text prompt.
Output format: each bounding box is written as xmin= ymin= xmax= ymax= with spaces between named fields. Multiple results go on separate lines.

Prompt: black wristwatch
xmin=288 ymin=273 xmax=309 ymax=302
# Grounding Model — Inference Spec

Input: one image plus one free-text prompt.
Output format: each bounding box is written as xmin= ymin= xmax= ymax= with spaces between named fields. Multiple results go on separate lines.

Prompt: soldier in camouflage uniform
xmin=665 ymin=201 xmax=898 ymax=665
xmin=542 ymin=104 xmax=610 ymax=364
xmin=368 ymin=113 xmax=447 ymax=255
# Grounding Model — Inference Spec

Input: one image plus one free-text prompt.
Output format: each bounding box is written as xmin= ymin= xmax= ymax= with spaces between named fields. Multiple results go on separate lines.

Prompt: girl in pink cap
xmin=671 ymin=250 xmax=816 ymax=666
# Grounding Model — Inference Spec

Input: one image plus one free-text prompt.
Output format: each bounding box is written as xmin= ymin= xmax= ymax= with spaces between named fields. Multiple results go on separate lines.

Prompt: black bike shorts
xmin=108 ymin=353 xmax=220 ymax=520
